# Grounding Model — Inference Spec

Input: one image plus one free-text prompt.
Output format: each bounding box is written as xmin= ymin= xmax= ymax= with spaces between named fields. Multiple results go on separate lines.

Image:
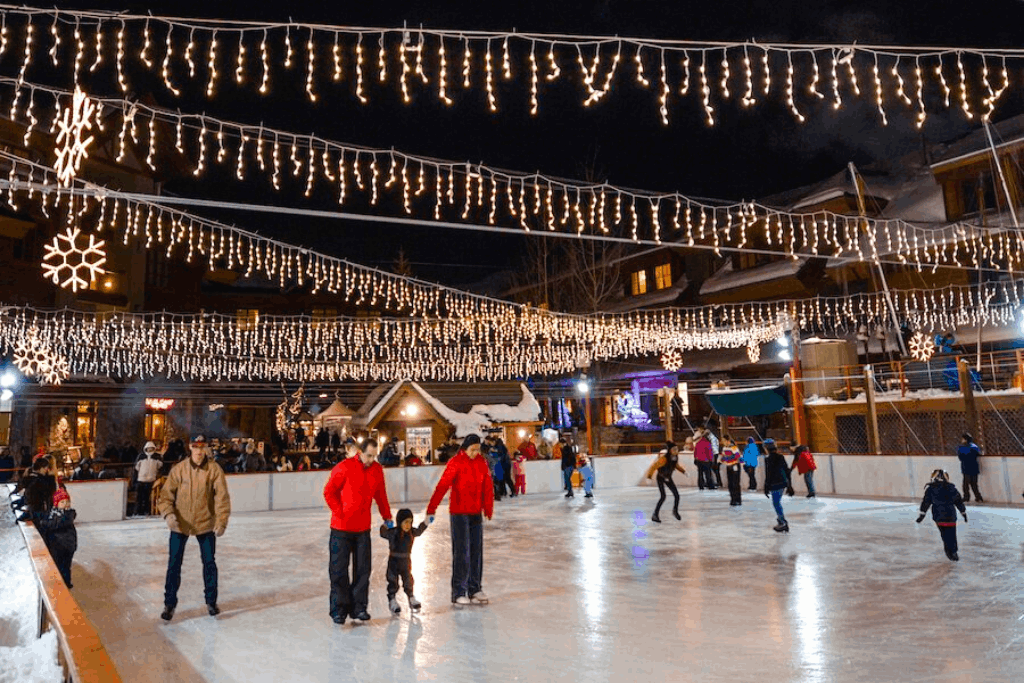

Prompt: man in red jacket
xmin=426 ymin=434 xmax=494 ymax=606
xmin=323 ymin=439 xmax=393 ymax=624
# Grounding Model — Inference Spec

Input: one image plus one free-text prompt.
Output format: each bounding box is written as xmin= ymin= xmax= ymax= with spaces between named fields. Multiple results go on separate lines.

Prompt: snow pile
xmin=804 ymin=386 xmax=1024 ymax=406
xmin=0 ymin=487 xmax=62 ymax=683
xmin=409 ymin=383 xmax=541 ymax=437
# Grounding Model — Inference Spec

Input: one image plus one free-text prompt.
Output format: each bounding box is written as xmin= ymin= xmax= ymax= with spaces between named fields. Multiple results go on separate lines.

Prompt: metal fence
xmin=831 ymin=406 xmax=1024 ymax=455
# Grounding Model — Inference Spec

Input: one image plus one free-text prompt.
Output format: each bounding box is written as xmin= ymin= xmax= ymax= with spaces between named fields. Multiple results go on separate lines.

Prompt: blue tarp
xmin=705 ymin=384 xmax=789 ymax=417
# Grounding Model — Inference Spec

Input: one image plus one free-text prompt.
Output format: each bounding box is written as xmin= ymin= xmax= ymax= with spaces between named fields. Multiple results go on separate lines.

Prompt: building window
xmin=89 ymin=273 xmax=118 ymax=293
xmin=630 ymin=270 xmax=648 ymax=296
xmin=311 ymin=307 xmax=337 ymax=329
xmin=960 ymin=172 xmax=997 ymax=217
xmin=654 ymin=263 xmax=672 ymax=290
xmin=75 ymin=401 xmax=96 ymax=446
xmin=236 ymin=309 xmax=260 ymax=331
xmin=145 ymin=412 xmax=166 ymax=444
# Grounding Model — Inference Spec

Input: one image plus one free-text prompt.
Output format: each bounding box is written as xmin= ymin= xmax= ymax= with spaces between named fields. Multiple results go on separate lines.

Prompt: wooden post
xmin=662 ymin=389 xmax=674 ymax=444
xmin=864 ymin=365 xmax=881 ymax=455
xmin=958 ymin=358 xmax=980 ymax=445
xmin=788 ymin=310 xmax=808 ymax=446
xmin=897 ymin=362 xmax=906 ymax=398
xmin=1016 ymin=349 xmax=1024 ymax=388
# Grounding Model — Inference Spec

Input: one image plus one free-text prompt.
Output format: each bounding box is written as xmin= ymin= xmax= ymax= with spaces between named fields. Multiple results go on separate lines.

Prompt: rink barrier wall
xmin=62 ymin=453 xmax=1024 ymax=523
xmin=14 ymin=515 xmax=123 ymax=682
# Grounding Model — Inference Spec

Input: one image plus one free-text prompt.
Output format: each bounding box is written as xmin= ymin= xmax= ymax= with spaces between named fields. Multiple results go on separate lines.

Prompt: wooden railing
xmin=16 ymin=519 xmax=122 ymax=683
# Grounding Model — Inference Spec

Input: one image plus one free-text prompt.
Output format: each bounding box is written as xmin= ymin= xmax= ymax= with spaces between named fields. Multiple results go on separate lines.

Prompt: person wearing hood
xmin=762 ymin=439 xmax=794 ymax=533
xmin=645 ymin=442 xmax=687 ymax=523
xmin=38 ymin=488 xmax=78 ymax=588
xmin=323 ymin=439 xmax=393 ymax=625
xmin=426 ymin=434 xmax=494 ymax=606
xmin=917 ymin=469 xmax=968 ymax=561
xmin=741 ymin=437 xmax=761 ymax=491
xmin=135 ymin=442 xmax=162 ymax=516
xmin=957 ymin=434 xmax=983 ymax=503
xmin=380 ymin=508 xmax=429 ymax=614
xmin=158 ymin=435 xmax=232 ymax=622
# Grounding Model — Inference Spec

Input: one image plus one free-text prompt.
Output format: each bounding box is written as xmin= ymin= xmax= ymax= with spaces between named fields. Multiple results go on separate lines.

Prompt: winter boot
xmin=651 ymin=512 xmax=662 ymax=524
xmin=408 ymin=594 xmax=421 ymax=611
xmin=773 ymin=521 xmax=789 ymax=533
xmin=161 ymin=605 xmax=175 ymax=621
xmin=207 ymin=603 xmax=220 ymax=616
xmin=673 ymin=510 xmax=681 ymax=520
xmin=389 ymin=598 xmax=401 ymax=614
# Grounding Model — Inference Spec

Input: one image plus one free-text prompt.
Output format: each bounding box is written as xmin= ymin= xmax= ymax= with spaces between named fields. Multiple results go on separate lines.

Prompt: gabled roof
xmin=930 ymin=114 xmax=1024 ymax=169
xmin=314 ymin=399 xmax=354 ymax=420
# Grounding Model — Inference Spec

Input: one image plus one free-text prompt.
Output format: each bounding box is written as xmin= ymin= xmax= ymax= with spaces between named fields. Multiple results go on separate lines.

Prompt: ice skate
xmin=651 ymin=513 xmax=662 ymax=523
xmin=673 ymin=510 xmax=681 ymax=520
xmin=353 ymin=611 xmax=371 ymax=621
xmin=470 ymin=592 xmax=489 ymax=605
xmin=408 ymin=594 xmax=421 ymax=611
xmin=207 ymin=603 xmax=220 ymax=616
xmin=389 ymin=598 xmax=401 ymax=614
xmin=332 ymin=614 xmax=346 ymax=625
xmin=160 ymin=605 xmax=175 ymax=622
xmin=773 ymin=522 xmax=789 ymax=533
xmin=453 ymin=596 xmax=471 ymax=606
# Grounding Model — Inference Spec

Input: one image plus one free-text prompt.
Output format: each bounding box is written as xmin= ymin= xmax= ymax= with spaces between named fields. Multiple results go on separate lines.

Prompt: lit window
xmin=630 ymin=270 xmax=648 ymax=296
xmin=654 ymin=263 xmax=672 ymax=290
xmin=236 ymin=309 xmax=260 ymax=331
xmin=311 ymin=307 xmax=337 ymax=329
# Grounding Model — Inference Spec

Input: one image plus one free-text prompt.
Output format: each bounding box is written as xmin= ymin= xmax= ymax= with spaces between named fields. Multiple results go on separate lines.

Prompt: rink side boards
xmin=16 ymin=516 xmax=123 ymax=683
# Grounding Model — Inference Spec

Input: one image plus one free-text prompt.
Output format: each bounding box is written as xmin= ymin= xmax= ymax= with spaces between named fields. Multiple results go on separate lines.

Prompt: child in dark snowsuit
xmin=917 ymin=469 xmax=968 ymax=561
xmin=380 ymin=508 xmax=428 ymax=614
xmin=38 ymin=488 xmax=78 ymax=588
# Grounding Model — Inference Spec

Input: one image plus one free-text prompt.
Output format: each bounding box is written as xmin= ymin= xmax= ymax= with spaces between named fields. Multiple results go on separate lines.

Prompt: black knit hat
xmin=460 ymin=433 xmax=481 ymax=451
xmin=396 ymin=508 xmax=414 ymax=526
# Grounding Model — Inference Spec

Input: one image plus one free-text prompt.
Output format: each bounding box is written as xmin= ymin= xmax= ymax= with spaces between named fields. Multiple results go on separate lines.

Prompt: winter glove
xmin=916 ymin=513 xmax=925 ymax=524
xmin=386 ymin=519 xmax=395 ymax=529
xmin=428 ymin=516 xmax=435 ymax=525
xmin=786 ymin=487 xmax=795 ymax=497
xmin=165 ymin=514 xmax=182 ymax=534
xmin=764 ymin=491 xmax=770 ymax=498
xmin=214 ymin=525 xmax=226 ymax=537
xmin=962 ymin=513 xmax=968 ymax=524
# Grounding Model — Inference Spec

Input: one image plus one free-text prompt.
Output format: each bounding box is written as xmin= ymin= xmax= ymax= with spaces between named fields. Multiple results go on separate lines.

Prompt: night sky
xmin=51 ymin=1 xmax=1024 ymax=286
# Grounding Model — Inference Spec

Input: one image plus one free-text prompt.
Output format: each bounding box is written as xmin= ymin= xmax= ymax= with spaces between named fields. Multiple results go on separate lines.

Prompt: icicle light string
xmin=1 ymin=78 xmax=1021 ymax=273
xmin=0 ymin=5 xmax=1021 ymax=126
xmin=1 ymin=273 xmax=1022 ymax=381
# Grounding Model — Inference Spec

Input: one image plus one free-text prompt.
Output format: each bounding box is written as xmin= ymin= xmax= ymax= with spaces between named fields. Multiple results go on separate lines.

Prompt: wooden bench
xmin=17 ymin=519 xmax=123 ymax=683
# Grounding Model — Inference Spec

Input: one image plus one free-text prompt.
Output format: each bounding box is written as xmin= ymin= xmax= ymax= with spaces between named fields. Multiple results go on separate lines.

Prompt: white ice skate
xmin=453 ymin=596 xmax=471 ymax=606
xmin=389 ymin=598 xmax=401 ymax=614
xmin=470 ymin=592 xmax=489 ymax=605
xmin=408 ymin=594 xmax=422 ymax=611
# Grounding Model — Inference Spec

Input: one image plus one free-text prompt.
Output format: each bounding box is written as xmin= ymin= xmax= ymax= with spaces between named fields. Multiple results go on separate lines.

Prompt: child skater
xmin=916 ymin=470 xmax=968 ymax=561
xmin=578 ymin=454 xmax=595 ymax=499
xmin=512 ymin=451 xmax=526 ymax=495
xmin=380 ymin=508 xmax=429 ymax=613
xmin=720 ymin=437 xmax=743 ymax=506
xmin=40 ymin=488 xmax=78 ymax=588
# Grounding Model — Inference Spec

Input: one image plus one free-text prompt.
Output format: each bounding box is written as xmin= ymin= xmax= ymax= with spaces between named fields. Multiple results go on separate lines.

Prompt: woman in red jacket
xmin=426 ymin=434 xmax=494 ymax=606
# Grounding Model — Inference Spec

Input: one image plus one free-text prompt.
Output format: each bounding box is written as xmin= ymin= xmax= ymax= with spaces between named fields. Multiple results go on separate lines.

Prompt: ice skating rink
xmin=71 ymin=488 xmax=1024 ymax=683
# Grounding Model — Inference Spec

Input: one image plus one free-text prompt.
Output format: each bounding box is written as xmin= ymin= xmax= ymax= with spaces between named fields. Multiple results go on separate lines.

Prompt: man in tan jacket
xmin=157 ymin=435 xmax=231 ymax=621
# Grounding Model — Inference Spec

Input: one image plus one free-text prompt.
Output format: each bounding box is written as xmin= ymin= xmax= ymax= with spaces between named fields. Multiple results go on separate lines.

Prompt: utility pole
xmin=849 ymin=163 xmax=908 ymax=357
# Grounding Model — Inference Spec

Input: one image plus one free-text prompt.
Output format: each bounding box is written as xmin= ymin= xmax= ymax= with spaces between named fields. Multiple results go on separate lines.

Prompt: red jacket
xmin=517 ymin=442 xmax=538 ymax=461
xmin=694 ymin=440 xmax=714 ymax=463
xmin=426 ymin=451 xmax=494 ymax=518
xmin=323 ymin=457 xmax=393 ymax=532
xmin=792 ymin=450 xmax=817 ymax=475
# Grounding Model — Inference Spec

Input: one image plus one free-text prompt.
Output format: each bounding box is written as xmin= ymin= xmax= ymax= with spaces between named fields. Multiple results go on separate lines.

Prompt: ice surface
xmin=0 ymin=488 xmax=62 ymax=683
xmin=69 ymin=488 xmax=1024 ymax=683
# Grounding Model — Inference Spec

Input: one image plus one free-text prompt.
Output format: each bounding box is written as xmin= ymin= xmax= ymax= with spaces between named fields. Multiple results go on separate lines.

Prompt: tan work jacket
xmin=158 ymin=456 xmax=231 ymax=536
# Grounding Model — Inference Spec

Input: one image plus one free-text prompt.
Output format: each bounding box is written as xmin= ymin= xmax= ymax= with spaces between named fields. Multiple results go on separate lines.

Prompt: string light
xmin=206 ymin=30 xmax=219 ymax=97
xmin=872 ymin=54 xmax=887 ymax=125
xmin=306 ymin=28 xmax=318 ymax=102
xmin=485 ymin=39 xmax=497 ymax=111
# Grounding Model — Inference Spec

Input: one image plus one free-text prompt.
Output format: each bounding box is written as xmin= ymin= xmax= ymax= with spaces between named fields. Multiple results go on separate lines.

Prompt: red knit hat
xmin=52 ymin=488 xmax=70 ymax=506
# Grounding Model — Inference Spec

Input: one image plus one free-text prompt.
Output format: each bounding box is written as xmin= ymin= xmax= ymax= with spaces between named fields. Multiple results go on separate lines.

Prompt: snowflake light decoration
xmin=660 ymin=349 xmax=684 ymax=372
xmin=909 ymin=332 xmax=936 ymax=362
xmin=13 ymin=327 xmax=71 ymax=386
xmin=54 ymin=87 xmax=96 ymax=187
xmin=41 ymin=226 xmax=107 ymax=293
xmin=747 ymin=342 xmax=761 ymax=364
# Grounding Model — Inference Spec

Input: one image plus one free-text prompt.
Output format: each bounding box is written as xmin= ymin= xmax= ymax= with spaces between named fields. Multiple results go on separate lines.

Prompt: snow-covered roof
xmin=700 ymin=259 xmax=802 ymax=295
xmin=353 ymin=381 xmax=542 ymax=437
xmin=314 ymin=399 xmax=354 ymax=420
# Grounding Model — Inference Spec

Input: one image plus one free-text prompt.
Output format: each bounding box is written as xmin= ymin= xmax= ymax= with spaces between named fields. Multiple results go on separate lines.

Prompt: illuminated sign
xmin=145 ymin=398 xmax=175 ymax=411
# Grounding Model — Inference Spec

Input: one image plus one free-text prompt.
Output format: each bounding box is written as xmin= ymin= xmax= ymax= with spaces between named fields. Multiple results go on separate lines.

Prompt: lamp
xmin=576 ymin=373 xmax=590 ymax=395
xmin=0 ymin=370 xmax=16 ymax=389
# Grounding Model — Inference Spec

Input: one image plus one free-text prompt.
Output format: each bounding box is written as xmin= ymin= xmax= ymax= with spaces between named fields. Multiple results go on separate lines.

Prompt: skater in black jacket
xmin=917 ymin=470 xmax=968 ymax=561
xmin=763 ymin=440 xmax=795 ymax=533
xmin=380 ymin=508 xmax=428 ymax=614
xmin=36 ymin=488 xmax=78 ymax=588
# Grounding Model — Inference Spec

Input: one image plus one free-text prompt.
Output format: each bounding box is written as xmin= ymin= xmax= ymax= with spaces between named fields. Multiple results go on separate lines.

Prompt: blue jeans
xmin=563 ymin=467 xmax=575 ymax=493
xmin=580 ymin=465 xmax=594 ymax=494
xmin=804 ymin=472 xmax=816 ymax=496
xmin=771 ymin=488 xmax=787 ymax=525
xmin=164 ymin=531 xmax=217 ymax=608
xmin=450 ymin=514 xmax=483 ymax=601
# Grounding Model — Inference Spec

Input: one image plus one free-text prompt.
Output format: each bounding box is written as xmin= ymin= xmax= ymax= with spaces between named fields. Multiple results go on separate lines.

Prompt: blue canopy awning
xmin=705 ymin=384 xmax=789 ymax=417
